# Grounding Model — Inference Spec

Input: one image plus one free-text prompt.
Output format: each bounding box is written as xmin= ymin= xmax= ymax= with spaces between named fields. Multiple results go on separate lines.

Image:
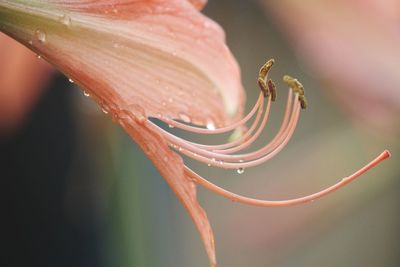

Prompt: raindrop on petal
xmin=34 ymin=29 xmax=46 ymax=43
xmin=129 ymin=104 xmax=147 ymax=124
xmin=60 ymin=14 xmax=71 ymax=26
xmin=206 ymin=120 xmax=216 ymax=130
xmin=178 ymin=113 xmax=191 ymax=123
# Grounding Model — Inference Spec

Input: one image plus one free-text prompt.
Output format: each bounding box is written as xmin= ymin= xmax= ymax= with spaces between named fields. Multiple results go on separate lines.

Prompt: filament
xmin=185 ymin=150 xmax=391 ymax=207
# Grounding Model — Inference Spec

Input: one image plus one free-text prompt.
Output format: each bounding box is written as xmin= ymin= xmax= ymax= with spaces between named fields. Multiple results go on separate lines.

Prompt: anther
xmin=283 ymin=75 xmax=304 ymax=94
xmin=258 ymin=59 xmax=275 ymax=78
xmin=283 ymin=75 xmax=307 ymax=109
xmin=267 ymin=79 xmax=277 ymax=101
xmin=299 ymin=95 xmax=307 ymax=109
xmin=258 ymin=78 xmax=269 ymax=98
xmin=258 ymin=59 xmax=275 ymax=98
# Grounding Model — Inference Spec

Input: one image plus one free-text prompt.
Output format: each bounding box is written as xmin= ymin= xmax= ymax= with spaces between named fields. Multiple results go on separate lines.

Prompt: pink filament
xmin=185 ymin=150 xmax=391 ymax=207
xmin=147 ymin=91 xmax=300 ymax=168
xmin=160 ymin=92 xmax=264 ymax=134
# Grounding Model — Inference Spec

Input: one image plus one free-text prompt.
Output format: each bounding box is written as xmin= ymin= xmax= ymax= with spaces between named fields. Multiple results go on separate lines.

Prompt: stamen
xmin=144 ymin=59 xmax=387 ymax=194
xmin=185 ymin=150 xmax=391 ymax=207
xmin=147 ymin=92 xmax=300 ymax=168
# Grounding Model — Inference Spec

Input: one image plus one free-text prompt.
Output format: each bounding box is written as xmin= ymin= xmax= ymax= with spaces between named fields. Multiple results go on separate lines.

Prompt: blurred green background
xmin=1 ymin=1 xmax=399 ymax=267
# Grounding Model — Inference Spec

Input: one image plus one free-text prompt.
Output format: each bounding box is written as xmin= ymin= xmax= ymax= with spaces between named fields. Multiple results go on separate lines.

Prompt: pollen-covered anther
xmin=299 ymin=95 xmax=307 ymax=109
xmin=267 ymin=79 xmax=277 ymax=102
xmin=257 ymin=59 xmax=275 ymax=98
xmin=257 ymin=78 xmax=269 ymax=98
xmin=258 ymin=58 xmax=275 ymax=78
xmin=283 ymin=75 xmax=307 ymax=109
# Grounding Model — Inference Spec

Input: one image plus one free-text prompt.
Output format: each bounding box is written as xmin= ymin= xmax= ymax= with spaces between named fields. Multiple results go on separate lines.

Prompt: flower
xmin=0 ymin=1 xmax=390 ymax=266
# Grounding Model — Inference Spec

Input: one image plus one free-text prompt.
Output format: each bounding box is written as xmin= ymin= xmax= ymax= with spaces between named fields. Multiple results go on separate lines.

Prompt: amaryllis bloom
xmin=0 ymin=0 xmax=390 ymax=266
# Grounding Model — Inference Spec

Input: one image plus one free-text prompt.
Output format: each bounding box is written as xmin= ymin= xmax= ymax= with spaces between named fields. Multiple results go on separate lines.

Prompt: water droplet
xmin=36 ymin=54 xmax=41 ymax=59
xmin=143 ymin=143 xmax=156 ymax=155
xmin=68 ymin=78 xmax=74 ymax=83
xmin=136 ymin=115 xmax=146 ymax=124
xmin=83 ymin=91 xmax=90 ymax=97
xmin=219 ymin=160 xmax=224 ymax=166
xmin=130 ymin=104 xmax=146 ymax=124
xmin=34 ymin=29 xmax=46 ymax=43
xmin=60 ymin=14 xmax=71 ymax=26
xmin=207 ymin=163 xmax=211 ymax=167
xmin=168 ymin=124 xmax=174 ymax=128
xmin=102 ymin=108 xmax=108 ymax=114
xmin=178 ymin=113 xmax=191 ymax=123
xmin=112 ymin=8 xmax=118 ymax=13
xmin=28 ymin=40 xmax=33 ymax=45
xmin=178 ymin=147 xmax=183 ymax=152
xmin=236 ymin=168 xmax=244 ymax=174
xmin=206 ymin=121 xmax=216 ymax=130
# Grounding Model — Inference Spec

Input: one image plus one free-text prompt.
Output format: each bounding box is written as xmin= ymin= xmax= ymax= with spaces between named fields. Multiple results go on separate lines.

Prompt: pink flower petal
xmin=0 ymin=1 xmax=240 ymax=265
xmin=0 ymin=0 xmax=244 ymax=126
xmin=119 ymin=112 xmax=216 ymax=266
